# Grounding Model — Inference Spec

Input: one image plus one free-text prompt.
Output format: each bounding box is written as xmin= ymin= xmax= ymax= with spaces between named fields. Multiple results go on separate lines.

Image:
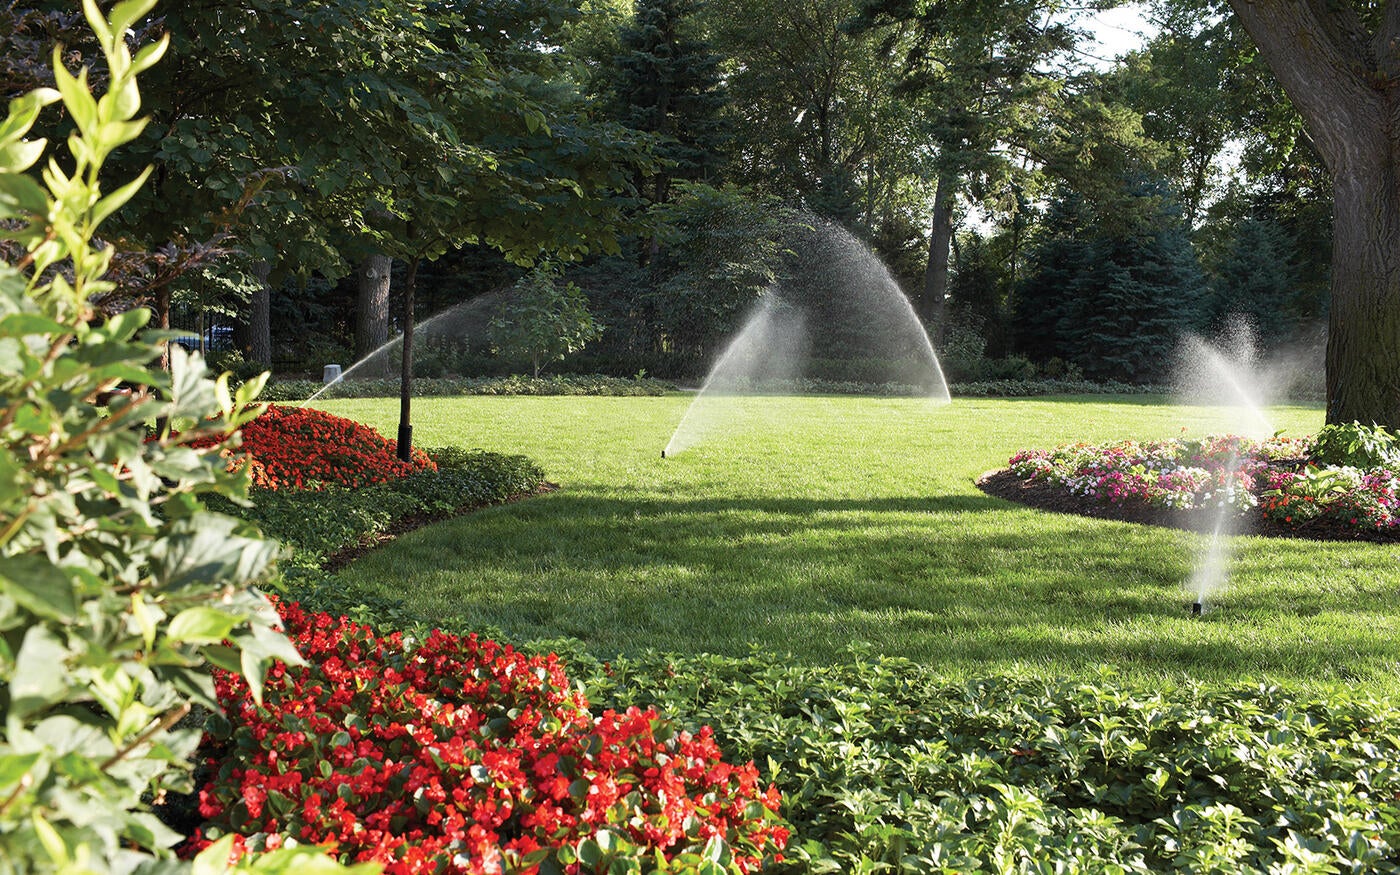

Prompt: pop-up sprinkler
xmin=1190 ymin=601 xmax=1203 ymax=617
xmin=660 ymin=449 xmax=667 ymax=459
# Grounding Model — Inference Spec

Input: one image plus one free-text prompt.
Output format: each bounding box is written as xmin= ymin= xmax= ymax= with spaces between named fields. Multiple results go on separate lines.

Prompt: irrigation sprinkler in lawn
xmin=663 ymin=217 xmax=950 ymax=457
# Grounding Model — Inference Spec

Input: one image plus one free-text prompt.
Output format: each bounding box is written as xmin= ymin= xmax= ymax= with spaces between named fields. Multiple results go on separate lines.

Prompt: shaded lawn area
xmin=312 ymin=394 xmax=1400 ymax=693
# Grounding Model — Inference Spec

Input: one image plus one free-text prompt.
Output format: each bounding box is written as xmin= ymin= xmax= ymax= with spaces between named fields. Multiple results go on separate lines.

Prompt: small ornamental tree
xmin=490 ymin=264 xmax=603 ymax=378
xmin=0 ymin=3 xmax=371 ymax=873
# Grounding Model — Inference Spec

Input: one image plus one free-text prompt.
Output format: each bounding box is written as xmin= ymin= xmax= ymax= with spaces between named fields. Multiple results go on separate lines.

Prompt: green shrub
xmin=0 ymin=5 xmax=366 ymax=872
xmin=1310 ymin=421 xmax=1400 ymax=469
xmin=261 ymin=373 xmax=673 ymax=401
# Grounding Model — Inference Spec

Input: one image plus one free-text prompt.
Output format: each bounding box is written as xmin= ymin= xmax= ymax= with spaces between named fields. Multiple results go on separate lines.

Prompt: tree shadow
xmin=329 ymin=485 xmax=1400 ymax=691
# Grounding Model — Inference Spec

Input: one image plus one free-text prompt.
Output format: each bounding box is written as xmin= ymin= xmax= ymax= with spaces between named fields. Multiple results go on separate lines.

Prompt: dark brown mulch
xmin=976 ymin=468 xmax=1400 ymax=545
xmin=321 ymin=482 xmax=560 ymax=572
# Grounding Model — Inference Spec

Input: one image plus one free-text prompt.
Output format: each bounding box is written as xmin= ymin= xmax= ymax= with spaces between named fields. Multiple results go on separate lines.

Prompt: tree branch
xmin=1227 ymin=0 xmax=1382 ymax=172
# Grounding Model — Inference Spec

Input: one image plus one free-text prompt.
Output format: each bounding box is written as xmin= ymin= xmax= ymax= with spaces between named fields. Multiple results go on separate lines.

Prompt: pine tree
xmin=1204 ymin=217 xmax=1298 ymax=345
xmin=1014 ymin=179 xmax=1207 ymax=382
xmin=613 ymin=0 xmax=728 ymax=206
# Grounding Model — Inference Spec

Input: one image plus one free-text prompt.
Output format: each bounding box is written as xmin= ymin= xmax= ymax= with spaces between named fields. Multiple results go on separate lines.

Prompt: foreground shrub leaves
xmin=195 ymin=601 xmax=789 ymax=874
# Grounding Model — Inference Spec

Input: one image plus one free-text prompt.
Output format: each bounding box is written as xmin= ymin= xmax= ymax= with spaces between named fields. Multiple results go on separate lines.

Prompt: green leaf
xmin=51 ymin=51 xmax=98 ymax=138
xmin=0 ymin=172 xmax=49 ymax=220
xmin=0 ymin=312 xmax=69 ymax=337
xmin=0 ymin=555 xmax=77 ymax=620
xmin=168 ymin=607 xmax=241 ymax=644
xmin=0 ymin=752 xmax=41 ymax=792
xmin=10 ymin=625 xmax=70 ymax=718
xmin=91 ymin=165 xmax=153 ymax=227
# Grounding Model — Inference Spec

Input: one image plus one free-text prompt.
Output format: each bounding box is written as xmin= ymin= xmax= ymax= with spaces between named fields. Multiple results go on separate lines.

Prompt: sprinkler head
xmin=660 ymin=449 xmax=666 ymax=459
xmin=1190 ymin=601 xmax=1203 ymax=617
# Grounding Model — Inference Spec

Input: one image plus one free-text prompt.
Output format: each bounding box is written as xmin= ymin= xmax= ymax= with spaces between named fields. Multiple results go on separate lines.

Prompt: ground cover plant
xmin=194 ymin=600 xmax=789 ymax=874
xmin=998 ymin=423 xmax=1400 ymax=539
xmin=576 ymin=649 xmax=1400 ymax=873
xmin=216 ymin=446 xmax=546 ymax=571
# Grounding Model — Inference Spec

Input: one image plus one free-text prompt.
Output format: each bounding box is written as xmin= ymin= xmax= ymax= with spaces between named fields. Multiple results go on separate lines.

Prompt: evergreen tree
xmin=613 ymin=0 xmax=729 ymax=206
xmin=1203 ymin=217 xmax=1298 ymax=345
xmin=1014 ymin=179 xmax=1206 ymax=382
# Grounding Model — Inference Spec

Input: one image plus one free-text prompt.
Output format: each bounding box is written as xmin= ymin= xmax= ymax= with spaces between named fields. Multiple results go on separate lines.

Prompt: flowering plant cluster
xmin=1259 ymin=464 xmax=1400 ymax=529
xmin=1008 ymin=435 xmax=1303 ymax=512
xmin=197 ymin=404 xmax=435 ymax=490
xmin=1008 ymin=432 xmax=1400 ymax=534
xmin=194 ymin=601 xmax=789 ymax=874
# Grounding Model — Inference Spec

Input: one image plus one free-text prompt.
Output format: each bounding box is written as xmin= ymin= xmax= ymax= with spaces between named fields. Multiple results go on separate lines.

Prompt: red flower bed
xmin=211 ymin=404 xmax=433 ymax=490
xmin=194 ymin=601 xmax=789 ymax=874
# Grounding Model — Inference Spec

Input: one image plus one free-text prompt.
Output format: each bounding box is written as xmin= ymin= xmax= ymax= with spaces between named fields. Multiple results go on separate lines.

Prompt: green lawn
xmin=313 ymin=393 xmax=1400 ymax=694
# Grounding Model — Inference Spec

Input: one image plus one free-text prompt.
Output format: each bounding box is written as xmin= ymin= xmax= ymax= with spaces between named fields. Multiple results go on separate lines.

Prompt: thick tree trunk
xmin=1326 ymin=157 xmax=1400 ymax=426
xmin=355 ymin=254 xmax=392 ymax=362
xmin=920 ymin=171 xmax=957 ymax=344
xmin=248 ymin=261 xmax=272 ymax=368
xmin=1226 ymin=0 xmax=1400 ymax=427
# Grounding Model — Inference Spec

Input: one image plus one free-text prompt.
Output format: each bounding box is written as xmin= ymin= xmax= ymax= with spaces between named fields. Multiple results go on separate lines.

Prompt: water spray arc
xmin=1173 ymin=322 xmax=1278 ymax=616
xmin=663 ymin=218 xmax=951 ymax=457
xmin=300 ymin=291 xmax=509 ymax=407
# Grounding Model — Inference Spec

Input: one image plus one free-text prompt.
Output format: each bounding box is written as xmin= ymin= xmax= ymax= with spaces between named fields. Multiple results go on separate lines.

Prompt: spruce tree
xmin=1014 ymin=178 xmax=1207 ymax=382
xmin=1204 ymin=217 xmax=1298 ymax=345
xmin=613 ymin=0 xmax=728 ymax=206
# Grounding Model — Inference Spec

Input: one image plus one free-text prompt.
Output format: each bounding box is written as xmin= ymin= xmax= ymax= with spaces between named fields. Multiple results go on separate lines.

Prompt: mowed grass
xmin=313 ymin=393 xmax=1400 ymax=694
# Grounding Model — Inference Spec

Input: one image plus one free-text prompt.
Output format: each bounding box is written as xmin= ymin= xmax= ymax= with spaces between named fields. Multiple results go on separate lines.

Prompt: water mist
xmin=663 ymin=218 xmax=950 ymax=457
xmin=1173 ymin=321 xmax=1277 ymax=615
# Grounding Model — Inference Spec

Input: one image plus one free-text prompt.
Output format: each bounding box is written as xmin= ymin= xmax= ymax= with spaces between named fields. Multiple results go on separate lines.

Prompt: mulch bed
xmin=321 ymin=482 xmax=560 ymax=572
xmin=976 ymin=469 xmax=1400 ymax=545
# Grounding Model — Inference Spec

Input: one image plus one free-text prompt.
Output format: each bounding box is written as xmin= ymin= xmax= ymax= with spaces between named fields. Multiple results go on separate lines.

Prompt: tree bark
xmin=355 ymin=254 xmax=392 ymax=360
xmin=248 ymin=260 xmax=272 ymax=368
xmin=1226 ymin=0 xmax=1400 ymax=426
xmin=1325 ymin=157 xmax=1400 ymax=425
xmin=921 ymin=170 xmax=957 ymax=344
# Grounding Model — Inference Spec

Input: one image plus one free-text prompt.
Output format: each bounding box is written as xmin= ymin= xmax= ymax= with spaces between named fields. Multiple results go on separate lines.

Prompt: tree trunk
xmin=1325 ymin=157 xmax=1400 ymax=426
xmin=248 ymin=260 xmax=272 ymax=368
xmin=1225 ymin=0 xmax=1400 ymax=427
xmin=397 ymin=257 xmax=419 ymax=462
xmin=156 ymin=285 xmax=171 ymax=370
xmin=355 ymin=254 xmax=392 ymax=365
xmin=920 ymin=171 xmax=957 ymax=344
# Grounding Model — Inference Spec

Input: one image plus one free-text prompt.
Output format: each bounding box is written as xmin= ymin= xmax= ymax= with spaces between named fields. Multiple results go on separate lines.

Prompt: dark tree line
xmin=9 ymin=0 xmax=1398 ymax=423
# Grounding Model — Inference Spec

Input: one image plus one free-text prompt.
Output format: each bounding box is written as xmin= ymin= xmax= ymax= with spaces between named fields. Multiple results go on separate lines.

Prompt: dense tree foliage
xmin=0 ymin=0 xmax=1352 ymax=396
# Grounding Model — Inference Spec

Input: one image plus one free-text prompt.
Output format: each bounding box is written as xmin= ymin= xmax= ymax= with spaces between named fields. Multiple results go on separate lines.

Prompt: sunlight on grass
xmin=309 ymin=394 xmax=1400 ymax=693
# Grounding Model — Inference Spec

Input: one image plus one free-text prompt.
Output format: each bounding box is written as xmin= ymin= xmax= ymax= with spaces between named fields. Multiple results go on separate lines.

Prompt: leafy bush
xmin=217 ymin=448 xmax=545 ymax=567
xmin=489 ymin=264 xmax=603 ymax=378
xmin=577 ymin=650 xmax=1400 ymax=873
xmin=195 ymin=601 xmax=790 ymax=874
xmin=191 ymin=404 xmax=434 ymax=490
xmin=0 ymin=5 xmax=361 ymax=872
xmin=262 ymin=374 xmax=673 ymax=401
xmin=953 ymin=378 xmax=1167 ymax=397
xmin=1309 ymin=421 xmax=1400 ymax=469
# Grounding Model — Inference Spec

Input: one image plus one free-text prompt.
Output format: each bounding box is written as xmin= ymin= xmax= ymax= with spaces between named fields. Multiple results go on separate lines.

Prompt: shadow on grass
xmin=326 ymin=485 xmax=1400 ymax=690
